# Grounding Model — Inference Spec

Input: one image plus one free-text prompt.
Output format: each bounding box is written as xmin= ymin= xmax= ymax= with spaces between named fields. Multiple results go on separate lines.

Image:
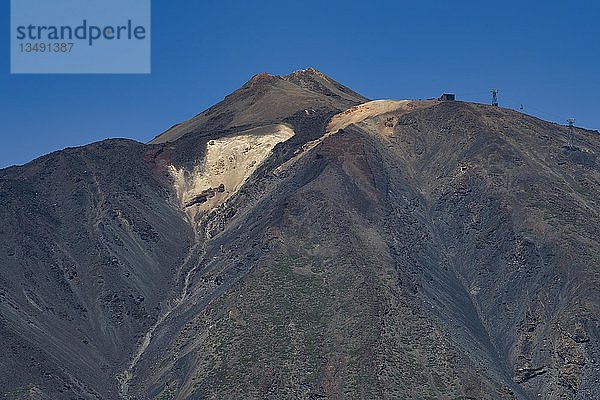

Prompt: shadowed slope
xmin=0 ymin=140 xmax=194 ymax=399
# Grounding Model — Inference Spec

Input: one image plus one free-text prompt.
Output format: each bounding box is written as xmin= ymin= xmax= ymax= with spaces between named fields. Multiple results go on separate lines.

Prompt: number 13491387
xmin=19 ymin=43 xmax=74 ymax=53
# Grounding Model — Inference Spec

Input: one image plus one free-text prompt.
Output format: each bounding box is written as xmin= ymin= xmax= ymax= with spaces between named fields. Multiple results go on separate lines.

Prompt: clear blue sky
xmin=1 ymin=0 xmax=598 ymax=168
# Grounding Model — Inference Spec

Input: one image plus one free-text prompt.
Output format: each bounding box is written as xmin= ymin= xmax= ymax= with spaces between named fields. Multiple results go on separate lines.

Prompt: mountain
xmin=0 ymin=69 xmax=598 ymax=400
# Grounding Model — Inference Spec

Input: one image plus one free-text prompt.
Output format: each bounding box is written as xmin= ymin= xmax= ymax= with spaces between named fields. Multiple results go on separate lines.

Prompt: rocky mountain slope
xmin=0 ymin=69 xmax=598 ymax=400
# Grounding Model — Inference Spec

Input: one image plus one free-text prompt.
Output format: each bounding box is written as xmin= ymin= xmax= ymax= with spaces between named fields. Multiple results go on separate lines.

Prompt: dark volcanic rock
xmin=0 ymin=139 xmax=194 ymax=399
xmin=0 ymin=70 xmax=598 ymax=400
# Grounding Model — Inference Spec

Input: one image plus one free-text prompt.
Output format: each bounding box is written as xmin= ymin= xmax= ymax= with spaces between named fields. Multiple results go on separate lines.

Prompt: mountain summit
xmin=0 ymin=69 xmax=598 ymax=400
xmin=150 ymin=68 xmax=367 ymax=144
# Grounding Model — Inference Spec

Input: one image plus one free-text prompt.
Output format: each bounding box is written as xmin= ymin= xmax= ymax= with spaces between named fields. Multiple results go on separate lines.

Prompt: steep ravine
xmin=118 ymin=125 xmax=298 ymax=398
xmin=117 ymin=241 xmax=206 ymax=399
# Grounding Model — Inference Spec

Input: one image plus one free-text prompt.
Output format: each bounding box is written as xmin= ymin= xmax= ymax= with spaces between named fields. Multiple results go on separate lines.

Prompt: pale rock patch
xmin=169 ymin=124 xmax=294 ymax=221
